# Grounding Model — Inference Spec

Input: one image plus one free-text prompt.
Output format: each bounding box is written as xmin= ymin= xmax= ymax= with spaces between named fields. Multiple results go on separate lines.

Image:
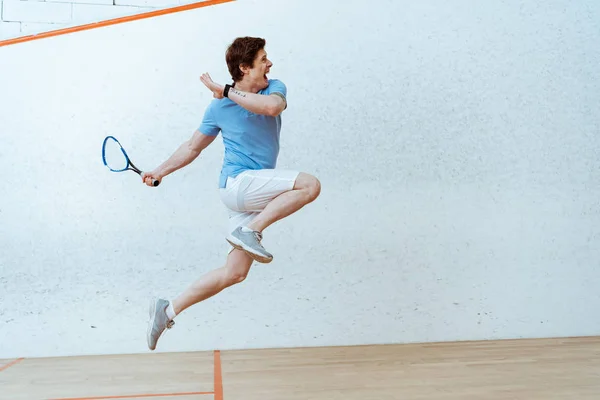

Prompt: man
xmin=142 ymin=36 xmax=321 ymax=351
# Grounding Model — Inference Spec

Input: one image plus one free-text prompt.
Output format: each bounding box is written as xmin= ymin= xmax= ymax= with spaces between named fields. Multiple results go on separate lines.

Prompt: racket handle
xmin=152 ymin=179 xmax=160 ymax=187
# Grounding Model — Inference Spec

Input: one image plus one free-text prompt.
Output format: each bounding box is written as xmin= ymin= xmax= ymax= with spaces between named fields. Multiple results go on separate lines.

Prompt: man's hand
xmin=141 ymin=170 xmax=162 ymax=187
xmin=200 ymin=73 xmax=224 ymax=99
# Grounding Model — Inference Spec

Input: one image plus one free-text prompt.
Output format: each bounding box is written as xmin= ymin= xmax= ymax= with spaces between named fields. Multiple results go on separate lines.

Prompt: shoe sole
xmin=147 ymin=298 xmax=157 ymax=351
xmin=226 ymin=235 xmax=273 ymax=263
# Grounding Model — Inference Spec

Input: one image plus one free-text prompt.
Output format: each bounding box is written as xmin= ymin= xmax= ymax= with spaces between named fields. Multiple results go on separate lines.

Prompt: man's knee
xmin=296 ymin=173 xmax=321 ymax=202
xmin=307 ymin=176 xmax=321 ymax=201
xmin=227 ymin=269 xmax=248 ymax=285
xmin=224 ymin=249 xmax=253 ymax=286
xmin=225 ymin=264 xmax=249 ymax=286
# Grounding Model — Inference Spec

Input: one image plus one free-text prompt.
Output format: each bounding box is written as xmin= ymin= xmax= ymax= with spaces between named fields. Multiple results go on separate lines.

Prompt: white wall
xmin=0 ymin=0 xmax=599 ymax=359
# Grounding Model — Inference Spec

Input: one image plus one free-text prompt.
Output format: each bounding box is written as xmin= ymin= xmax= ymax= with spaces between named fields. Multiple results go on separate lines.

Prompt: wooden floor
xmin=1 ymin=336 xmax=599 ymax=400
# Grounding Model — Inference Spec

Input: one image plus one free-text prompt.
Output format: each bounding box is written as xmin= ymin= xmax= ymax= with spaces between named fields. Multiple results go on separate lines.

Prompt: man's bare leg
xmin=171 ymin=249 xmax=254 ymax=315
xmin=247 ymin=172 xmax=321 ymax=233
xmin=147 ymin=248 xmax=253 ymax=350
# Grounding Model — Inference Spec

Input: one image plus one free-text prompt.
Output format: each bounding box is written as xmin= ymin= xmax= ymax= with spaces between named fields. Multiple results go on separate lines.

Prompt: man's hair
xmin=226 ymin=36 xmax=266 ymax=82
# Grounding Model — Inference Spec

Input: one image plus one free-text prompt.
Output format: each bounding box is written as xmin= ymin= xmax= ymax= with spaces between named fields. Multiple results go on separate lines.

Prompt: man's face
xmin=243 ymin=48 xmax=273 ymax=90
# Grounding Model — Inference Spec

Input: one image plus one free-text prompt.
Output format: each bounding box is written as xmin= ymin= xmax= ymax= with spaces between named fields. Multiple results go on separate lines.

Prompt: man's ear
xmin=239 ymin=63 xmax=250 ymax=76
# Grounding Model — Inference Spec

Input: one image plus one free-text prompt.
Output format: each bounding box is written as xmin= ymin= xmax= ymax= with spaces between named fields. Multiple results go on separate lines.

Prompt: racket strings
xmin=103 ymin=137 xmax=129 ymax=172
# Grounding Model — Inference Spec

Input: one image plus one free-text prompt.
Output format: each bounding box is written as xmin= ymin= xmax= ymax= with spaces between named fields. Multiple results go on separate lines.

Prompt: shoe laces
xmin=163 ymin=305 xmax=175 ymax=329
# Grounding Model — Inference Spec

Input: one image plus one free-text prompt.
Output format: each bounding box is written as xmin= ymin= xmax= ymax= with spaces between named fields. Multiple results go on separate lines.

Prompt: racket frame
xmin=102 ymin=135 xmax=159 ymax=186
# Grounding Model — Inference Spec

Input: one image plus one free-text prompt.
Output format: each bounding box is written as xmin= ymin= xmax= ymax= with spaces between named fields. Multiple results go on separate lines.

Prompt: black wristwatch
xmin=224 ymin=84 xmax=232 ymax=98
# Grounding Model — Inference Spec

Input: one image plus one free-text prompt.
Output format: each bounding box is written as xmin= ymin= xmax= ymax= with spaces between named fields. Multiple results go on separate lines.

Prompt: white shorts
xmin=219 ymin=169 xmax=300 ymax=234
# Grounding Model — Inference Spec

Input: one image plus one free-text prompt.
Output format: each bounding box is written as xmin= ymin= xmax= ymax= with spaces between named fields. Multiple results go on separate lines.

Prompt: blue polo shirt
xmin=199 ymin=79 xmax=287 ymax=188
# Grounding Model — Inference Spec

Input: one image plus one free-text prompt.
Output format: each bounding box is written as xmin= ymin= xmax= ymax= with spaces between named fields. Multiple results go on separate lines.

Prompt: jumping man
xmin=142 ymin=36 xmax=321 ymax=350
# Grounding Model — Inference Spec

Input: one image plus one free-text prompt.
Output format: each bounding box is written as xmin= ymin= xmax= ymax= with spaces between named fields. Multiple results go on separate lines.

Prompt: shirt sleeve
xmin=269 ymin=79 xmax=287 ymax=109
xmin=198 ymin=103 xmax=221 ymax=136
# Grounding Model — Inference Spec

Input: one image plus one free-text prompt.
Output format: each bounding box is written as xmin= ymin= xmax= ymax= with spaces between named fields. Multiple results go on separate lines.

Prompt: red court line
xmin=0 ymin=357 xmax=24 ymax=372
xmin=0 ymin=0 xmax=235 ymax=48
xmin=47 ymin=391 xmax=214 ymax=400
xmin=214 ymin=350 xmax=223 ymax=400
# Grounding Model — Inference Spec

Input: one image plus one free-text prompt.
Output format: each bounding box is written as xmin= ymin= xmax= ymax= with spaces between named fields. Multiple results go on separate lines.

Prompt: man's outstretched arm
xmin=142 ymin=129 xmax=216 ymax=186
xmin=226 ymin=86 xmax=286 ymax=117
xmin=200 ymin=73 xmax=286 ymax=117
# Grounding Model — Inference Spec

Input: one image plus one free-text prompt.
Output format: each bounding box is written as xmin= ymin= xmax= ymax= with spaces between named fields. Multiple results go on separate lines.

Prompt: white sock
xmin=241 ymin=226 xmax=254 ymax=233
xmin=166 ymin=301 xmax=176 ymax=320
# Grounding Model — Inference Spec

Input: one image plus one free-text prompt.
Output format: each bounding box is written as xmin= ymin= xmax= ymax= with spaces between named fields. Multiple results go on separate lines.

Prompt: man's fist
xmin=141 ymin=171 xmax=161 ymax=187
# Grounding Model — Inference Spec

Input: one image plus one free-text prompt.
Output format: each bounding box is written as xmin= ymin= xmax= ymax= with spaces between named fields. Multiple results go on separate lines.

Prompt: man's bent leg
xmin=246 ymin=172 xmax=321 ymax=233
xmin=222 ymin=170 xmax=320 ymax=263
xmin=223 ymin=170 xmax=303 ymax=263
xmin=146 ymin=249 xmax=253 ymax=351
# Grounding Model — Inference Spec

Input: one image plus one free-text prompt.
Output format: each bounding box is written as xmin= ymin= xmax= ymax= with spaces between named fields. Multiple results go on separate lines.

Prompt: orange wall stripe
xmin=0 ymin=0 xmax=235 ymax=48
xmin=214 ymin=350 xmax=223 ymax=400
xmin=0 ymin=357 xmax=24 ymax=372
